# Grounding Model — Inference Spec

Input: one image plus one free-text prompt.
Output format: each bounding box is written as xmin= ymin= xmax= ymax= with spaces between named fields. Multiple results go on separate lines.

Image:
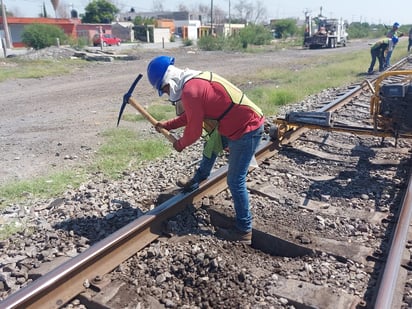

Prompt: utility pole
xmin=1 ymin=0 xmax=12 ymax=48
xmin=228 ymin=0 xmax=231 ymax=35
xmin=210 ymin=0 xmax=213 ymax=35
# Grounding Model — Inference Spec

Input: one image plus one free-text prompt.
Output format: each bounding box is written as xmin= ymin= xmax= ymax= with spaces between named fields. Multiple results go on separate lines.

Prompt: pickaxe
xmin=117 ymin=74 xmax=177 ymax=144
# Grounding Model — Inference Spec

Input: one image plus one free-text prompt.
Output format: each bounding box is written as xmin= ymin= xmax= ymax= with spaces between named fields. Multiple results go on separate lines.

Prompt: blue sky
xmin=4 ymin=0 xmax=411 ymax=26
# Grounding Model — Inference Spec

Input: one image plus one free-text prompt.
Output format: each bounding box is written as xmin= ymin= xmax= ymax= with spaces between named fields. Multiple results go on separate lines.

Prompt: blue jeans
xmin=227 ymin=124 xmax=264 ymax=232
xmin=368 ymin=47 xmax=385 ymax=73
xmin=385 ymin=50 xmax=393 ymax=67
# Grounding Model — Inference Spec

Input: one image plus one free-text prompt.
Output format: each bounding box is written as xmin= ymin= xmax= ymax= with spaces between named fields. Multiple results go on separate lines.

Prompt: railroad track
xmin=1 ymin=56 xmax=412 ymax=309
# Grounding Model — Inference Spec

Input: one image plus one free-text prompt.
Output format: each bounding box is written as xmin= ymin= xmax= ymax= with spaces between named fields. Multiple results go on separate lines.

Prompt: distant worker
xmin=367 ymin=37 xmax=398 ymax=75
xmin=408 ymin=26 xmax=412 ymax=52
xmin=385 ymin=22 xmax=404 ymax=67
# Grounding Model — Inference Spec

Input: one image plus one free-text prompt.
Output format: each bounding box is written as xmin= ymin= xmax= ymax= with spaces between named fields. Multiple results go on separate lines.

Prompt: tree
xmin=152 ymin=0 xmax=164 ymax=12
xmin=133 ymin=16 xmax=155 ymax=26
xmin=41 ymin=2 xmax=48 ymax=17
xmin=251 ymin=1 xmax=267 ymax=24
xmin=213 ymin=5 xmax=226 ymax=25
xmin=81 ymin=0 xmax=119 ymax=24
xmin=231 ymin=0 xmax=266 ymax=24
xmin=271 ymin=19 xmax=299 ymax=39
xmin=233 ymin=0 xmax=253 ymax=23
xmin=239 ymin=24 xmax=272 ymax=46
xmin=178 ymin=4 xmax=189 ymax=12
xmin=347 ymin=22 xmax=371 ymax=39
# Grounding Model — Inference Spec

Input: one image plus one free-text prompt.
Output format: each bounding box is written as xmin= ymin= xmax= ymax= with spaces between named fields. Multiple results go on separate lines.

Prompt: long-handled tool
xmin=117 ymin=74 xmax=177 ymax=144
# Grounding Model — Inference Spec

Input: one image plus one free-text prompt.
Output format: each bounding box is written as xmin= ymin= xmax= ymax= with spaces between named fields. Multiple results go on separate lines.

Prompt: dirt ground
xmin=0 ymin=41 xmax=368 ymax=185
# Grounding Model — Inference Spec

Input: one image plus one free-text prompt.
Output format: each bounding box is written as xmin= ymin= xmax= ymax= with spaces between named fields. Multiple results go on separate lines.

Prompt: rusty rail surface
xmin=374 ymin=164 xmax=412 ymax=309
xmin=1 ymin=57 xmax=411 ymax=309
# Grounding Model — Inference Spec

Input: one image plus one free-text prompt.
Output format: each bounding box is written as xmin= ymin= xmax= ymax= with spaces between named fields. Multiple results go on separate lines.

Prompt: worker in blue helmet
xmin=147 ymin=56 xmax=217 ymax=173
xmin=147 ymin=55 xmax=265 ymax=245
xmin=147 ymin=55 xmax=227 ymax=193
xmin=384 ymin=22 xmax=404 ymax=68
xmin=147 ymin=55 xmax=176 ymax=97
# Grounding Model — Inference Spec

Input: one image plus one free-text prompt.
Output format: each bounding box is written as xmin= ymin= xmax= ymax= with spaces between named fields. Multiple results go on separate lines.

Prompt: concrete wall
xmin=153 ymin=28 xmax=170 ymax=43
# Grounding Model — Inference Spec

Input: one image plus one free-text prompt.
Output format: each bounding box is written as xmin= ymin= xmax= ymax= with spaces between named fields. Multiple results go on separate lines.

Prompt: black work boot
xmin=215 ymin=227 xmax=252 ymax=245
xmin=176 ymin=177 xmax=198 ymax=192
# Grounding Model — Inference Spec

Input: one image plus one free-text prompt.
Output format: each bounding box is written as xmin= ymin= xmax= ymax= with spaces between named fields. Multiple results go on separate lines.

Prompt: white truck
xmin=303 ymin=9 xmax=348 ymax=49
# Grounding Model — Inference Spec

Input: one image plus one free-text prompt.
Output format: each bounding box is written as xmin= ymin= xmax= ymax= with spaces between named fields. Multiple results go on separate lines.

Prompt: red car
xmin=92 ymin=34 xmax=121 ymax=47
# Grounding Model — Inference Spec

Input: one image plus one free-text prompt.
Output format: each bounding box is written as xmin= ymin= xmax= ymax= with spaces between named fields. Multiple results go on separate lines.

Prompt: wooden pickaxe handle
xmin=128 ymin=97 xmax=177 ymax=144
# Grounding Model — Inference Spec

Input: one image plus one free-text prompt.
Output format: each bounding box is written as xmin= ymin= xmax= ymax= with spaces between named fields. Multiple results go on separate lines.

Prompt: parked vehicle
xmin=303 ymin=8 xmax=348 ymax=49
xmin=92 ymin=34 xmax=121 ymax=47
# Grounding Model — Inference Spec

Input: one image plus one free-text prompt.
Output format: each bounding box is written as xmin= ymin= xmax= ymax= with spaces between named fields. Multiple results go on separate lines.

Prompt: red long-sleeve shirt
xmin=162 ymin=78 xmax=265 ymax=150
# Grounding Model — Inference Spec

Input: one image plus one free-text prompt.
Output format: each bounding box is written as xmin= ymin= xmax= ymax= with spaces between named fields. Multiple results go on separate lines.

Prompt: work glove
xmin=173 ymin=140 xmax=184 ymax=152
xmin=155 ymin=121 xmax=166 ymax=133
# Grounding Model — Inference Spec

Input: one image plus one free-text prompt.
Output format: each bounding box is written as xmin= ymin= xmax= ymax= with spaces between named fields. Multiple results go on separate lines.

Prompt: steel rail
xmin=277 ymin=57 xmax=410 ymax=146
xmin=0 ymin=168 xmax=230 ymax=309
xmin=276 ymin=79 xmax=366 ymax=145
xmin=0 ymin=57 xmax=410 ymax=309
xmin=374 ymin=166 xmax=412 ymax=309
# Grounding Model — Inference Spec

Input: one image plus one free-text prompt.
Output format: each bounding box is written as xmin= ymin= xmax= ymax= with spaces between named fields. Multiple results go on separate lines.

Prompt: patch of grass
xmin=0 ymin=58 xmax=89 ymax=82
xmin=90 ymin=128 xmax=171 ymax=179
xmin=245 ymin=49 xmax=375 ymax=116
xmin=121 ymin=104 xmax=176 ymax=123
xmin=0 ymin=170 xmax=86 ymax=206
xmin=147 ymin=104 xmax=177 ymax=120
xmin=0 ymin=128 xmax=171 ymax=207
xmin=121 ymin=113 xmax=142 ymax=123
xmin=0 ymin=220 xmax=24 ymax=240
xmin=247 ymin=87 xmax=298 ymax=116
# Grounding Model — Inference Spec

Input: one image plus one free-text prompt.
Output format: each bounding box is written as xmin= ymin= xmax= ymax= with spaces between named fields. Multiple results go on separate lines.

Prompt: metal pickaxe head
xmin=117 ymin=73 xmax=143 ymax=127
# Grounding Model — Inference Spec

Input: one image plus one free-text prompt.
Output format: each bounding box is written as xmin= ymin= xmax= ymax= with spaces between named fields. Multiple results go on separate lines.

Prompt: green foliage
xmin=21 ymin=23 xmax=68 ymax=49
xmin=132 ymin=18 xmax=155 ymax=42
xmin=0 ymin=170 xmax=86 ymax=206
xmin=347 ymin=22 xmax=391 ymax=39
xmin=92 ymin=128 xmax=171 ymax=178
xmin=223 ymin=36 xmax=245 ymax=50
xmin=245 ymin=49 xmax=377 ymax=117
xmin=197 ymin=34 xmax=244 ymax=51
xmin=147 ymin=104 xmax=176 ymax=120
xmin=197 ymin=35 xmax=225 ymax=51
xmin=183 ymin=39 xmax=193 ymax=46
xmin=122 ymin=104 xmax=176 ymax=123
xmin=0 ymin=221 xmax=22 ymax=240
xmin=197 ymin=24 xmax=272 ymax=51
xmin=347 ymin=22 xmax=371 ymax=38
xmin=133 ymin=16 xmax=155 ymax=26
xmin=69 ymin=36 xmax=89 ymax=49
xmin=271 ymin=19 xmax=299 ymax=39
xmin=81 ymin=0 xmax=119 ymax=23
xmin=0 ymin=58 xmax=88 ymax=82
xmin=248 ymin=87 xmax=297 ymax=116
xmin=239 ymin=24 xmax=273 ymax=46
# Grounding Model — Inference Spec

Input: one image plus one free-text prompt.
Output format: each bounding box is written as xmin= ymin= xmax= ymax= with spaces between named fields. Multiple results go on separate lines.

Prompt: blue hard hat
xmin=147 ymin=56 xmax=175 ymax=96
xmin=392 ymin=36 xmax=399 ymax=44
xmin=393 ymin=22 xmax=400 ymax=28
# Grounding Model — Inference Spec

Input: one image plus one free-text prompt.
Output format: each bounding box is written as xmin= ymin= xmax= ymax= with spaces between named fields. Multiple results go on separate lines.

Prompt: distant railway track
xmin=1 ymin=56 xmax=412 ymax=309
